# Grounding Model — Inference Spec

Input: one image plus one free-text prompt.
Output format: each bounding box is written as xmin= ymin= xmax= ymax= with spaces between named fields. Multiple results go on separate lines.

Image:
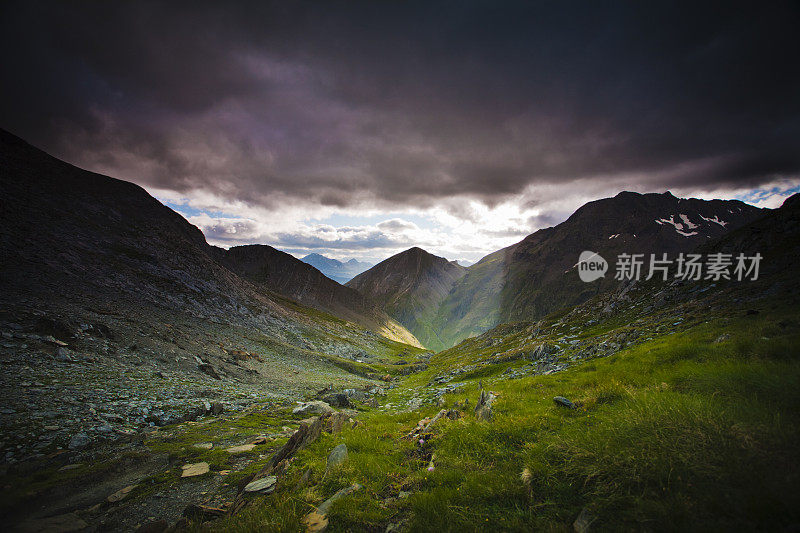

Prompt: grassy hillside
xmin=347 ymin=248 xmax=466 ymax=352
xmin=8 ymin=257 xmax=797 ymax=531
xmin=200 ymin=274 xmax=800 ymax=532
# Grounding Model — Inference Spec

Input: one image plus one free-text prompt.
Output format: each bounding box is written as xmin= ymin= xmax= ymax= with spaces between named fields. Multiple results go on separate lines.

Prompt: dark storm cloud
xmin=1 ymin=0 xmax=799 ymax=209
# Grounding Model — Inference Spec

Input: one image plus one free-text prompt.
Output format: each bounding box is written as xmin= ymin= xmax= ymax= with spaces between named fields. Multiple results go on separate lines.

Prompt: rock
xmin=193 ymin=442 xmax=213 ymax=450
xmin=244 ymin=475 xmax=277 ymax=494
xmin=326 ymin=412 xmax=350 ymax=434
xmin=573 ymin=507 xmax=596 ymax=532
xmin=198 ymin=363 xmax=221 ymax=380
xmin=553 ymin=396 xmax=576 ymax=409
xmin=322 ymin=393 xmax=350 ymax=408
xmin=714 ymin=334 xmax=731 ymax=343
xmin=107 ymin=484 xmax=137 ymax=503
xmin=68 ymin=431 xmax=91 ymax=450
xmin=16 ymin=512 xmax=87 ymax=533
xmin=474 ymin=390 xmax=495 ymax=421
xmin=55 ymin=347 xmax=74 ymax=362
xmin=181 ymin=462 xmax=210 ymax=477
xmin=225 ymin=444 xmax=256 ymax=454
xmin=326 ymin=443 xmax=348 ymax=470
xmin=209 ymin=402 xmax=224 ymax=415
xmin=292 ymin=401 xmax=334 ymax=416
xmin=242 ymin=416 xmax=323 ymax=493
xmin=303 ymin=484 xmax=362 ymax=533
xmin=44 ymin=335 xmax=69 ymax=346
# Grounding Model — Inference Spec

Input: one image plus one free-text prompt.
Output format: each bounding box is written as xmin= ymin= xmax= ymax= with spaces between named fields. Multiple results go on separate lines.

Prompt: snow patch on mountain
xmin=700 ymin=214 xmax=728 ymax=227
xmin=679 ymin=214 xmax=698 ymax=229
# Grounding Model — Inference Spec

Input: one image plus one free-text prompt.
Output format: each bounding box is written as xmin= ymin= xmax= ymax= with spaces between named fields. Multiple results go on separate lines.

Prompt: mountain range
xmin=348 ymin=191 xmax=766 ymax=350
xmin=300 ymin=253 xmax=373 ymax=284
xmin=0 ymin=126 xmax=772 ymax=359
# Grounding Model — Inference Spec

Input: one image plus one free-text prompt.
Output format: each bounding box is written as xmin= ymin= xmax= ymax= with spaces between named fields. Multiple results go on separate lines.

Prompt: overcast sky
xmin=2 ymin=1 xmax=799 ymax=263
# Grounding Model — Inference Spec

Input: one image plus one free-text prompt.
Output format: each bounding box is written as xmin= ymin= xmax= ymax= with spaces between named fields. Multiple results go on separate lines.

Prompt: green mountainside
xmin=355 ymin=192 xmax=766 ymax=350
xmin=346 ymin=247 xmax=467 ymax=351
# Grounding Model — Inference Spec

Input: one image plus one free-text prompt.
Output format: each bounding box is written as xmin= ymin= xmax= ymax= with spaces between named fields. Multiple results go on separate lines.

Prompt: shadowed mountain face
xmin=213 ymin=245 xmax=421 ymax=347
xmin=496 ymin=191 xmax=766 ymax=324
xmin=300 ymin=253 xmax=372 ymax=284
xmin=346 ymin=247 xmax=467 ymax=352
xmin=0 ymin=129 xmax=422 ymax=389
xmin=355 ymin=192 xmax=766 ymax=351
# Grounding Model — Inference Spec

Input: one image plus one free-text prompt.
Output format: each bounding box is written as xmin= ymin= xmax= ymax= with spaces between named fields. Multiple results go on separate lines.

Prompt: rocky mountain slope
xmin=300 ymin=253 xmax=372 ymax=284
xmin=213 ymin=245 xmax=420 ymax=347
xmin=346 ymin=248 xmax=467 ymax=352
xmin=0 ymin=129 xmax=428 ymax=467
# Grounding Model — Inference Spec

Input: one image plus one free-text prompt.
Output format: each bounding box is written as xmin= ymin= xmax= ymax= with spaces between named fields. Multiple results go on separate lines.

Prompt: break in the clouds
xmin=1 ymin=1 xmax=799 ymax=262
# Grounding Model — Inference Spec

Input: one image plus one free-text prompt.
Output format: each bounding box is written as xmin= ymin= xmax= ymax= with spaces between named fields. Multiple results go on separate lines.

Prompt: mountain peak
xmin=403 ymin=246 xmax=430 ymax=256
xmin=346 ymin=247 xmax=467 ymax=351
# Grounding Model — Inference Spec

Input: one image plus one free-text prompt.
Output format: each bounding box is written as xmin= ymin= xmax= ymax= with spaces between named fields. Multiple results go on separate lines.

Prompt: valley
xmin=1 ymin=131 xmax=798 ymax=532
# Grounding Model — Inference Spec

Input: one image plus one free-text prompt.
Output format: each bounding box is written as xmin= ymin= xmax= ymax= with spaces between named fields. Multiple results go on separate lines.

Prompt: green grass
xmin=207 ymin=305 xmax=800 ymax=532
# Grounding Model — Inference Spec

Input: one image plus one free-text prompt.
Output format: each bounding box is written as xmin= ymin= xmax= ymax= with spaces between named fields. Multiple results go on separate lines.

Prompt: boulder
xmin=322 ymin=393 xmax=350 ymax=408
xmin=303 ymin=484 xmax=362 ymax=533
xmin=244 ymin=475 xmax=277 ymax=494
xmin=198 ymin=363 xmax=221 ymax=380
xmin=474 ymin=390 xmax=495 ymax=421
xmin=325 ymin=412 xmax=350 ymax=434
xmin=326 ymin=443 xmax=348 ymax=470
xmin=225 ymin=444 xmax=256 ymax=454
xmin=181 ymin=462 xmax=210 ymax=477
xmin=553 ymin=396 xmax=576 ymax=409
xmin=293 ymin=401 xmax=334 ymax=416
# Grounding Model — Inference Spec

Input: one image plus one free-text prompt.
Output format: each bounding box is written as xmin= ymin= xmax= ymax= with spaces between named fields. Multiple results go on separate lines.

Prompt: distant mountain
xmin=357 ymin=192 xmax=767 ymax=351
xmin=213 ymin=245 xmax=420 ymax=347
xmin=301 ymin=253 xmax=373 ymax=284
xmin=346 ymin=247 xmax=467 ymax=351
